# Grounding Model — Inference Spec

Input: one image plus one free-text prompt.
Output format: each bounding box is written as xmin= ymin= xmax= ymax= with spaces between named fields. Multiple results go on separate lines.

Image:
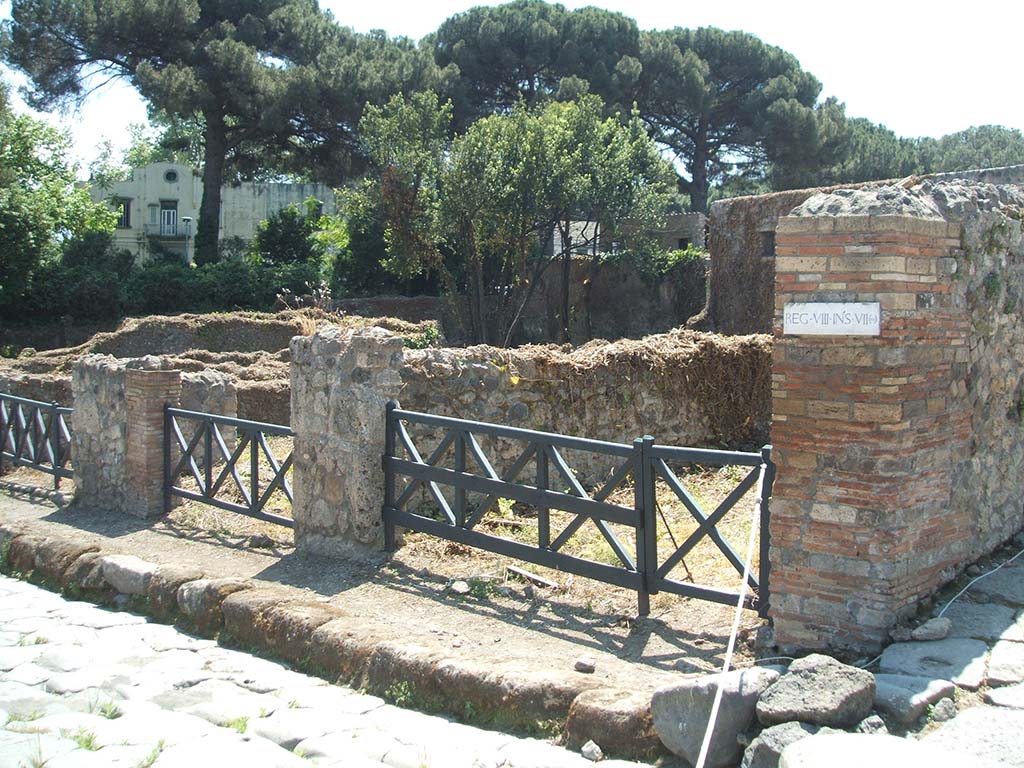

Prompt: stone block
xmin=756 ymin=655 xmax=874 ymax=728
xmin=100 ymin=554 xmax=157 ymax=596
xmin=147 ymin=565 xmax=205 ymax=622
xmin=651 ymin=667 xmax=779 ymax=768
xmin=565 ymin=688 xmax=661 ymax=759
xmin=742 ymin=721 xmax=818 ymax=768
xmin=176 ymin=578 xmax=252 ymax=633
xmin=291 ymin=326 xmax=405 ymax=558
xmin=922 ymin=705 xmax=1024 ymax=768
xmin=988 ymin=639 xmax=1024 ymax=686
xmin=872 ymin=673 xmax=954 ymax=724
xmin=878 ymin=638 xmax=988 ymax=690
xmin=780 ymin=732 xmax=1004 ymax=768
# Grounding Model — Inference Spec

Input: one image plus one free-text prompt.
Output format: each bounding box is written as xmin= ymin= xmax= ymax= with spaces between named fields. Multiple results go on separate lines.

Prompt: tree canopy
xmin=2 ymin=0 xmax=438 ymax=265
xmin=636 ymin=27 xmax=838 ymax=213
xmin=362 ymin=93 xmax=672 ymax=344
xmin=0 ymin=80 xmax=115 ymax=307
xmin=430 ymin=0 xmax=640 ymax=128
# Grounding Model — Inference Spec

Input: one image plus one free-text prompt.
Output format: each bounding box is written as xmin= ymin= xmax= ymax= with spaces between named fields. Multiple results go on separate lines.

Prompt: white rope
xmin=693 ymin=462 xmax=767 ymax=768
xmin=936 ymin=544 xmax=1024 ymax=618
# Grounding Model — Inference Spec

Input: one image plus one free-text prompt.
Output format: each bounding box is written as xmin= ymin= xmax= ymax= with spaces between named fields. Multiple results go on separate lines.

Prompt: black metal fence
xmin=382 ymin=401 xmax=774 ymax=616
xmin=164 ymin=406 xmax=295 ymax=528
xmin=0 ymin=393 xmax=73 ymax=490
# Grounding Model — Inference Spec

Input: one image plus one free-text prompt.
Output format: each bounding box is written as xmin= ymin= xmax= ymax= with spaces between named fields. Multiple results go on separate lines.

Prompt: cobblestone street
xmin=0 ymin=576 xmax=645 ymax=768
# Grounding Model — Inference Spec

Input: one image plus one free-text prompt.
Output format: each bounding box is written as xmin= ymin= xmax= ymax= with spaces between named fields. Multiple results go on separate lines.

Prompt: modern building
xmin=543 ymin=212 xmax=707 ymax=258
xmin=90 ymin=162 xmax=336 ymax=263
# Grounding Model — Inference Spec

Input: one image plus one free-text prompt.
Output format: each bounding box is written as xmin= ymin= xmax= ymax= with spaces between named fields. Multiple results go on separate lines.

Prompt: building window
xmin=677 ymin=237 xmax=691 ymax=250
xmin=760 ymin=231 xmax=776 ymax=259
xmin=115 ymin=199 xmax=131 ymax=228
xmin=164 ymin=169 xmax=179 ymax=183
xmin=160 ymin=200 xmax=178 ymax=237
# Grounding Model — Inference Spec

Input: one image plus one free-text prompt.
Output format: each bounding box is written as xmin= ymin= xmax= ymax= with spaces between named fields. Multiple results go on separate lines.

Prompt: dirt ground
xmin=0 ymin=465 xmax=767 ymax=698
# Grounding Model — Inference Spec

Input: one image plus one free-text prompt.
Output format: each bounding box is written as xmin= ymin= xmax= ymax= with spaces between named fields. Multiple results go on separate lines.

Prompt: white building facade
xmin=91 ymin=162 xmax=336 ymax=263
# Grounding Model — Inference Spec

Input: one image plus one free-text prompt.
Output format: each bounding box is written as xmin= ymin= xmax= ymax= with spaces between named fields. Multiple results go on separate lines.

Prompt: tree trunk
xmin=582 ymin=250 xmax=600 ymax=340
xmin=559 ymin=221 xmax=572 ymax=344
xmin=194 ymin=108 xmax=227 ymax=266
xmin=690 ymin=118 xmax=710 ymax=215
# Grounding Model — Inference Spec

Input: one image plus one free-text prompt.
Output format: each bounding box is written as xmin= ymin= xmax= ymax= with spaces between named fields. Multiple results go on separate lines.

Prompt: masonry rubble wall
xmin=399 ymin=330 xmax=771 ymax=484
xmin=69 ymin=355 xmax=128 ymax=508
xmin=290 ymin=326 xmax=404 ymax=558
xmin=696 ymin=164 xmax=1024 ymax=337
xmin=770 ymin=180 xmax=1024 ymax=652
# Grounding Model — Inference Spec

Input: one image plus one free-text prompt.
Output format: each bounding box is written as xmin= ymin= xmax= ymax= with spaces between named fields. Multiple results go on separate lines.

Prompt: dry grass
xmin=167 ymin=432 xmax=295 ymax=547
xmin=395 ymin=461 xmax=765 ymax=617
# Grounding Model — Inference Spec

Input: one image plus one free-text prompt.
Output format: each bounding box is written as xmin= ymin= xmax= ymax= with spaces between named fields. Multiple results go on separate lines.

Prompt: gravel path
xmin=0 ymin=576 xmax=646 ymax=768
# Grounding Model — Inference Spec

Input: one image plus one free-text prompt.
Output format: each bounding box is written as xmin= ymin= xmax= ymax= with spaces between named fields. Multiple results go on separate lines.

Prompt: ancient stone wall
xmin=929 ymin=180 xmax=1024 ymax=557
xmin=69 ymin=356 xmax=129 ymax=509
xmin=0 ymin=372 xmax=72 ymax=406
xmin=180 ymin=371 xmax=237 ymax=419
xmin=290 ymin=326 xmax=405 ymax=558
xmin=769 ymin=180 xmax=1024 ymax=652
xmin=697 ymin=165 xmax=1024 ymax=337
xmin=399 ymin=330 xmax=771 ymax=484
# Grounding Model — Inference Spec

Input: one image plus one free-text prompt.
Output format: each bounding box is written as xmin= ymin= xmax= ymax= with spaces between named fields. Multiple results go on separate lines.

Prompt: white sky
xmin=2 ymin=0 xmax=1021 ymax=173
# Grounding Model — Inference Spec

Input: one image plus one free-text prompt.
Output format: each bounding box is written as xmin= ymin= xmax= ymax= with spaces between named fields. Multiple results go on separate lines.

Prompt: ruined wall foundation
xmin=770 ymin=181 xmax=1024 ymax=651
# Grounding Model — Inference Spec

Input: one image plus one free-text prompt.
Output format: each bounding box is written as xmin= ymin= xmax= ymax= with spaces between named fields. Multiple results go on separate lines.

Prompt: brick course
xmin=771 ymin=214 xmax=970 ymax=651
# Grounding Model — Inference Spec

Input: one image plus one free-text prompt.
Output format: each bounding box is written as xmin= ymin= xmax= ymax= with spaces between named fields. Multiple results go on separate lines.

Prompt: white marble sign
xmin=783 ymin=302 xmax=881 ymax=336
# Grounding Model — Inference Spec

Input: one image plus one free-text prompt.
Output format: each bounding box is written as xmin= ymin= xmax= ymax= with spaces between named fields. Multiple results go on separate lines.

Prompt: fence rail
xmin=164 ymin=406 xmax=294 ymax=528
xmin=0 ymin=393 xmax=73 ymax=490
xmin=382 ymin=402 xmax=774 ymax=616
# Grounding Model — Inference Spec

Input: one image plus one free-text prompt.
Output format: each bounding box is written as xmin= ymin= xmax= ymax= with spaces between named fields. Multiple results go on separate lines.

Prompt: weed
xmin=23 ymin=739 xmax=46 ymax=768
xmin=134 ymin=739 xmax=166 ymax=768
xmin=18 ymin=635 xmax=49 ymax=646
xmin=984 ymin=271 xmax=1002 ymax=299
xmin=404 ymin=324 xmax=442 ymax=349
xmin=6 ymin=709 xmax=43 ymax=725
xmin=288 ymin=699 xmax=300 ymax=709
xmin=467 ymin=578 xmax=496 ymax=600
xmin=258 ymin=707 xmax=268 ymax=718
xmin=384 ymin=680 xmax=414 ymax=707
xmin=225 ymin=716 xmax=249 ymax=734
xmin=98 ymin=700 xmax=122 ymax=720
xmin=64 ymin=727 xmax=100 ymax=751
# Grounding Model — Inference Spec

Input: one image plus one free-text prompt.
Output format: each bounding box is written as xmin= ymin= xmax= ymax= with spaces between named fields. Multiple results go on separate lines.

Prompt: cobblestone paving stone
xmin=0 ymin=576 xmax=648 ymax=768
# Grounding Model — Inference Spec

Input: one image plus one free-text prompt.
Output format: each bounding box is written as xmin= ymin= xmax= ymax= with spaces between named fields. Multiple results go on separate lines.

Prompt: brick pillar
xmin=124 ymin=367 xmax=182 ymax=517
xmin=290 ymin=326 xmax=404 ymax=560
xmin=770 ymin=201 xmax=970 ymax=651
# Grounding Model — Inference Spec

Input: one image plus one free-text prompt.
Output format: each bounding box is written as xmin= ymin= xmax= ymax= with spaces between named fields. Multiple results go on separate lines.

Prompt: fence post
xmin=634 ymin=435 xmax=657 ymax=617
xmin=758 ymin=444 xmax=774 ymax=619
xmin=50 ymin=402 xmax=60 ymax=492
xmin=163 ymin=405 xmax=172 ymax=515
xmin=537 ymin=443 xmax=550 ymax=549
xmin=0 ymin=399 xmax=6 ymax=477
xmin=383 ymin=399 xmax=397 ymax=552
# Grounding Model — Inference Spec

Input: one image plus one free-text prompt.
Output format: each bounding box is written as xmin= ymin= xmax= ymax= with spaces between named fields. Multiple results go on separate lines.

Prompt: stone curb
xmin=0 ymin=518 xmax=666 ymax=762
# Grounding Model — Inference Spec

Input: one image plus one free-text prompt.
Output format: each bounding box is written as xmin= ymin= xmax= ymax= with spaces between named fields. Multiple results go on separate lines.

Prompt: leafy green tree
xmin=430 ymin=0 xmax=640 ymax=128
xmin=363 ymin=92 xmax=672 ymax=344
xmin=636 ymin=27 xmax=829 ymax=213
xmin=2 ymin=0 xmax=436 ymax=265
xmin=251 ymin=203 xmax=323 ymax=266
xmin=0 ymin=88 xmax=115 ymax=311
xmin=917 ymin=125 xmax=1024 ymax=175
